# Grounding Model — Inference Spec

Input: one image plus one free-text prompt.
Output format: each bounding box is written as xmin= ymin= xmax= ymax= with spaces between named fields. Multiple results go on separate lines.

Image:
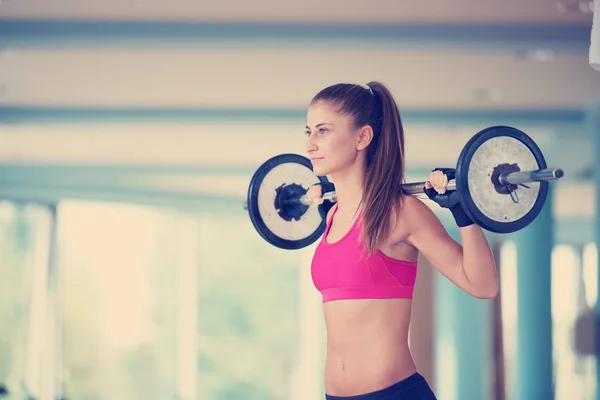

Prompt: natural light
xmin=501 ymin=240 xmax=597 ymax=400
xmin=500 ymin=240 xmax=518 ymax=400
xmin=583 ymin=242 xmax=598 ymax=308
xmin=551 ymin=244 xmax=594 ymax=400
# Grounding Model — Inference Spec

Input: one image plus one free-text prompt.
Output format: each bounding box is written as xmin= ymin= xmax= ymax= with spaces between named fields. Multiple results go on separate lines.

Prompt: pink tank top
xmin=311 ymin=204 xmax=418 ymax=303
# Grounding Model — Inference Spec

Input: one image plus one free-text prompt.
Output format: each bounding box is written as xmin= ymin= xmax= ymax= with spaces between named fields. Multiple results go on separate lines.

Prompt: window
xmin=58 ymin=200 xmax=181 ymax=399
xmin=0 ymin=201 xmax=53 ymax=399
xmin=500 ymin=241 xmax=597 ymax=399
xmin=551 ymin=244 xmax=596 ymax=399
xmin=500 ymin=240 xmax=518 ymax=399
xmin=501 ymin=241 xmax=597 ymax=399
xmin=193 ymin=212 xmax=312 ymax=399
xmin=55 ymin=200 xmax=319 ymax=399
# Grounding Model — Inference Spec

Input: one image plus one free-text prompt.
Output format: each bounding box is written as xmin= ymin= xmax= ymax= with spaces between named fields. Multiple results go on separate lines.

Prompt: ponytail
xmin=360 ymin=82 xmax=406 ymax=256
xmin=310 ymin=81 xmax=407 ymax=256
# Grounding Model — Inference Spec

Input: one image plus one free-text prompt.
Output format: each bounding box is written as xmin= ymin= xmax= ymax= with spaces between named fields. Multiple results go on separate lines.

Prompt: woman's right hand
xmin=306 ymin=184 xmax=324 ymax=206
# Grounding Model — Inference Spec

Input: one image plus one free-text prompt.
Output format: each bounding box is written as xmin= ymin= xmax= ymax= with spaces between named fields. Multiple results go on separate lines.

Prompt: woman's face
xmin=305 ymin=101 xmax=365 ymax=177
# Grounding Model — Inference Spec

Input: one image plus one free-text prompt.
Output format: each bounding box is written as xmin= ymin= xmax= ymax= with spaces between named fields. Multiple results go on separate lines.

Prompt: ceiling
xmin=0 ymin=0 xmax=598 ymax=221
xmin=0 ymin=0 xmax=595 ymax=24
xmin=0 ymin=47 xmax=598 ymax=110
xmin=0 ymin=0 xmax=596 ymax=112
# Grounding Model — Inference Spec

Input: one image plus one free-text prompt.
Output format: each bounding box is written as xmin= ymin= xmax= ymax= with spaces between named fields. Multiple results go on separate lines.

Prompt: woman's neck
xmin=329 ymin=170 xmax=364 ymax=216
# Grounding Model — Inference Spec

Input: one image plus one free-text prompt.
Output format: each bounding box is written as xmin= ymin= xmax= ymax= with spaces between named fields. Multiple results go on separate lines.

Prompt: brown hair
xmin=310 ymin=81 xmax=406 ymax=256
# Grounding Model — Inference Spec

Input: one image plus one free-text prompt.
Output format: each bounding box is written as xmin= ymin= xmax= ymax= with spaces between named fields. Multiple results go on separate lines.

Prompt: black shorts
xmin=325 ymin=372 xmax=437 ymax=400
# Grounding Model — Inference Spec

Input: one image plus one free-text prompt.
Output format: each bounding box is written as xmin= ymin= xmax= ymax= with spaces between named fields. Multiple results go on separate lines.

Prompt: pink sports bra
xmin=311 ymin=204 xmax=418 ymax=303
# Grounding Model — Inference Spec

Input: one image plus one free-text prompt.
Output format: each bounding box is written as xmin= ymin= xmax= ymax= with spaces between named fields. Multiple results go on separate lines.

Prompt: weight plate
xmin=455 ymin=126 xmax=548 ymax=233
xmin=246 ymin=153 xmax=329 ymax=249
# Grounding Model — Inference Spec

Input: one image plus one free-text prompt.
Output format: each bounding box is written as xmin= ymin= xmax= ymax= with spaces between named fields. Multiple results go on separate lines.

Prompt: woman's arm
xmin=399 ymin=195 xmax=499 ymax=299
xmin=456 ymin=224 xmax=499 ymax=297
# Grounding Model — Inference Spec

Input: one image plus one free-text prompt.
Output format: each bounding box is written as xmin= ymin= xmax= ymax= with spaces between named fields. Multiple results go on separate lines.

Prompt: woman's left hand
xmin=425 ymin=170 xmax=449 ymax=194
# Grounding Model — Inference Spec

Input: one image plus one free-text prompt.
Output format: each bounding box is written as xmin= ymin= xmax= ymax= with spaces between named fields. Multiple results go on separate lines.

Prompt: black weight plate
xmin=246 ymin=153 xmax=330 ymax=249
xmin=455 ymin=126 xmax=548 ymax=233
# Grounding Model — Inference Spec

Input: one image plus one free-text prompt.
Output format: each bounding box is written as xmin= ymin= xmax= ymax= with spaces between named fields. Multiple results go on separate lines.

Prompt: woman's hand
xmin=425 ymin=169 xmax=449 ymax=194
xmin=306 ymin=184 xmax=325 ymax=206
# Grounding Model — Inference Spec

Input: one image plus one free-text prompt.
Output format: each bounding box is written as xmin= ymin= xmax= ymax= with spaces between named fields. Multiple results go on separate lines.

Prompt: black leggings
xmin=325 ymin=372 xmax=437 ymax=400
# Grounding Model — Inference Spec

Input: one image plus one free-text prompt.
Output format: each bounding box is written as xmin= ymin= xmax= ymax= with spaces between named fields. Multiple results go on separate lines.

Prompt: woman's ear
xmin=356 ymin=125 xmax=374 ymax=151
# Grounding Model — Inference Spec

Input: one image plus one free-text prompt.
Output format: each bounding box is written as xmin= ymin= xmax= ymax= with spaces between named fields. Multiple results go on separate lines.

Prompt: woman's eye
xmin=319 ymin=128 xmax=328 ymax=134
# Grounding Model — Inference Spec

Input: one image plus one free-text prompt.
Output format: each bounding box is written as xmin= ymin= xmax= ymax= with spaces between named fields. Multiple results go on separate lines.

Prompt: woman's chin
xmin=311 ymin=166 xmax=330 ymax=177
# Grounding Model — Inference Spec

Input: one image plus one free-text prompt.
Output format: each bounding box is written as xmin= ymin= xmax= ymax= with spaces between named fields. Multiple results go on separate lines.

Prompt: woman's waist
xmin=326 ymin=335 xmax=411 ymax=363
xmin=326 ymin=326 xmax=410 ymax=351
xmin=323 ymin=298 xmax=412 ymax=327
xmin=324 ymin=344 xmax=416 ymax=396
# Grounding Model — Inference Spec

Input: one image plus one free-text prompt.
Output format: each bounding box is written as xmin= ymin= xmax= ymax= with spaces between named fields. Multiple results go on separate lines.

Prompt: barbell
xmin=244 ymin=125 xmax=564 ymax=250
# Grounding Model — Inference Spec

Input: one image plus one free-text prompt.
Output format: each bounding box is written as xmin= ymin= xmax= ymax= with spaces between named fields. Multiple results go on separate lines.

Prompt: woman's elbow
xmin=471 ymin=284 xmax=499 ymax=299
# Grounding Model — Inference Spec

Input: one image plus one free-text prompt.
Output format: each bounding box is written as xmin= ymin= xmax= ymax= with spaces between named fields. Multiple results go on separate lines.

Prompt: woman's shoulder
xmin=397 ymin=193 xmax=431 ymax=214
xmin=387 ymin=193 xmax=436 ymax=241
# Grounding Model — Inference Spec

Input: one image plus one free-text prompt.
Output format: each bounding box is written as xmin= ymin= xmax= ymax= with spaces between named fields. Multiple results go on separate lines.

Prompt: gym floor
xmin=0 ymin=2 xmax=599 ymax=399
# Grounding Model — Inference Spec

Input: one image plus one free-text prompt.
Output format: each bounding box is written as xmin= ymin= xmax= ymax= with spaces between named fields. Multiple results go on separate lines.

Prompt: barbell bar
xmin=286 ymin=167 xmax=564 ymax=207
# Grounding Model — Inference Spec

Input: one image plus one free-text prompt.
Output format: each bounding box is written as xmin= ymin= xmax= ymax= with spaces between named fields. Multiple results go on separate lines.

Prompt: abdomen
xmin=322 ymin=298 xmax=417 ymax=396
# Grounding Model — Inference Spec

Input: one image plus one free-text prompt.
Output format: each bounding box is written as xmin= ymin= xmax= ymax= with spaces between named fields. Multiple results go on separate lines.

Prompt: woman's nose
xmin=305 ymin=134 xmax=318 ymax=153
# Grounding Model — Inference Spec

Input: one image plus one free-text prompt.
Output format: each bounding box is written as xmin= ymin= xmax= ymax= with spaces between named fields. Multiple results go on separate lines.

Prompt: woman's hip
xmin=325 ymin=372 xmax=437 ymax=400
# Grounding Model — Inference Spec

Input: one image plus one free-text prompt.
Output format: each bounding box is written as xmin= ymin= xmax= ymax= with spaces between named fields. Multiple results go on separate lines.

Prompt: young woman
xmin=304 ymin=81 xmax=499 ymax=400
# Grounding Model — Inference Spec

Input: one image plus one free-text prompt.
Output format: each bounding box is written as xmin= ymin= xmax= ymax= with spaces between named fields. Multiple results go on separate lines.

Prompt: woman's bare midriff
xmin=323 ymin=297 xmax=417 ymax=396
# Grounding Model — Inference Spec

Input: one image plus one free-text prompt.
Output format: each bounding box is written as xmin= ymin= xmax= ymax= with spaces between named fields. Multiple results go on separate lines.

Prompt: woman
xmin=304 ymin=81 xmax=499 ymax=400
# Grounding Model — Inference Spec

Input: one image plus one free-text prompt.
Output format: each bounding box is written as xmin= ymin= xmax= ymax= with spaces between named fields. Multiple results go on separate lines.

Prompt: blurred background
xmin=0 ymin=1 xmax=599 ymax=399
